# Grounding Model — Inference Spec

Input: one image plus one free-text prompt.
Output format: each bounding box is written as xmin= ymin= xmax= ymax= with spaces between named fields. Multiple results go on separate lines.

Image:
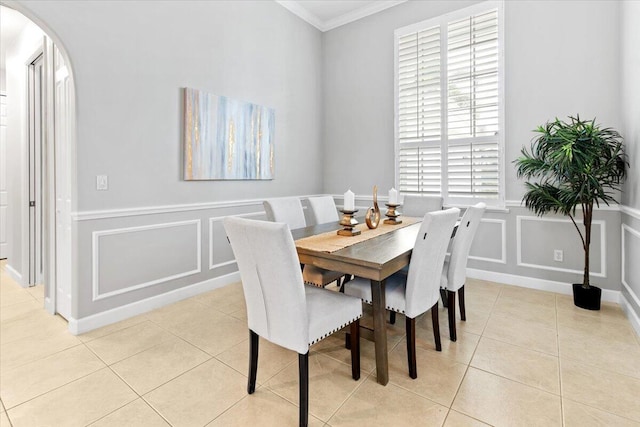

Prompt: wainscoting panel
xmin=622 ymin=223 xmax=640 ymax=307
xmin=209 ymin=211 xmax=266 ymax=270
xmin=517 ymin=216 xmax=605 ymax=277
xmin=92 ymin=220 xmax=201 ymax=301
xmin=469 ymin=218 xmax=506 ymax=264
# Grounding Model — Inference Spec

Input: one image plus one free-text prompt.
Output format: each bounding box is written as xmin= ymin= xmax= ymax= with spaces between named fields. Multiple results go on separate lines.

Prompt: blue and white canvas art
xmin=184 ymin=87 xmax=275 ymax=180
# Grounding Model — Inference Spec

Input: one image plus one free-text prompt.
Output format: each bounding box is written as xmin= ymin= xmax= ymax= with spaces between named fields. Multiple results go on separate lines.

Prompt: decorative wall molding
xmin=621 ymin=293 xmax=640 ymax=339
xmin=621 ymin=205 xmax=640 ymax=221
xmin=209 ymin=211 xmax=263 ymax=270
xmin=469 ymin=218 xmax=507 ymax=264
xmin=72 ymin=194 xmax=321 ymax=221
xmin=92 ymin=220 xmax=202 ymax=301
xmin=466 ymin=268 xmax=620 ymax=303
xmin=70 ymin=271 xmax=240 ymax=335
xmin=507 ymin=200 xmax=622 ymax=212
xmin=516 ymin=216 xmax=606 ymax=278
xmin=621 ymin=223 xmax=640 ymax=308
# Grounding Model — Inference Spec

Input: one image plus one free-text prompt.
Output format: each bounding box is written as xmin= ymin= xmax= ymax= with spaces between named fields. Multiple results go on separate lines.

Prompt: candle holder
xmin=338 ymin=210 xmax=361 ymax=236
xmin=384 ymin=203 xmax=403 ymax=225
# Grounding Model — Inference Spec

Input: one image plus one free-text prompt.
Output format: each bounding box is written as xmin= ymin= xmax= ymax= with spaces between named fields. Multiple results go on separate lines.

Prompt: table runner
xmin=295 ymin=216 xmax=421 ymax=253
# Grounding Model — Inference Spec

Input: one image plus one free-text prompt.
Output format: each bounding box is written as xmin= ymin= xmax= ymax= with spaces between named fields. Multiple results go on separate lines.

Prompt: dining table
xmin=292 ymin=218 xmax=423 ymax=386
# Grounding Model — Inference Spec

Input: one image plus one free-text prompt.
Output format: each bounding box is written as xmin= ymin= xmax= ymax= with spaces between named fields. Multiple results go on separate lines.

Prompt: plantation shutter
xmin=396 ymin=4 xmax=502 ymax=204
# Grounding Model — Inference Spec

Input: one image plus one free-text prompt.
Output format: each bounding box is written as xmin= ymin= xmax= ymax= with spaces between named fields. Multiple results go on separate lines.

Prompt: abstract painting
xmin=183 ymin=87 xmax=275 ymax=180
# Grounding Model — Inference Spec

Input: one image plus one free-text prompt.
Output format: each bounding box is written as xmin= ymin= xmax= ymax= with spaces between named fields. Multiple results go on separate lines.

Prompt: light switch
xmin=96 ymin=175 xmax=108 ymax=191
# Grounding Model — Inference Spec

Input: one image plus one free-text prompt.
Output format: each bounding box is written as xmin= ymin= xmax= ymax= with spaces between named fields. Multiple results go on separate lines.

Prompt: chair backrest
xmin=405 ymin=207 xmax=460 ymax=318
xmin=223 ymin=216 xmax=309 ymax=354
xmin=402 ymin=194 xmax=444 ymax=217
xmin=446 ymin=202 xmax=486 ymax=291
xmin=263 ymin=198 xmax=306 ymax=230
xmin=307 ymin=196 xmax=339 ymax=225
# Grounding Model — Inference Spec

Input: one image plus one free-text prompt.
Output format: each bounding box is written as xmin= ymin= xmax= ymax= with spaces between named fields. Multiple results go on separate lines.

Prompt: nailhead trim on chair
xmin=304 ymin=280 xmax=327 ymax=288
xmin=361 ymin=298 xmax=405 ymax=314
xmin=309 ymin=315 xmax=363 ymax=345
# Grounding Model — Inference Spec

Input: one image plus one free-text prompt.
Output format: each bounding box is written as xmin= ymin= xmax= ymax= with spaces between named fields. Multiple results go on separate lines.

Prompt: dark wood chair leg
xmin=440 ymin=288 xmax=449 ymax=308
xmin=248 ymin=330 xmax=259 ymax=394
xmin=350 ymin=320 xmax=360 ymax=380
xmin=447 ymin=290 xmax=457 ymax=342
xmin=431 ymin=302 xmax=442 ymax=351
xmin=389 ymin=311 xmax=396 ymax=324
xmin=406 ymin=316 xmax=417 ymax=379
xmin=459 ymin=285 xmax=466 ymax=321
xmin=299 ymin=352 xmax=309 ymax=427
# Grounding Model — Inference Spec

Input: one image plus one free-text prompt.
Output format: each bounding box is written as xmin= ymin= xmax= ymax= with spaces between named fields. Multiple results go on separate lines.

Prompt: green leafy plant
xmin=515 ymin=116 xmax=627 ymax=289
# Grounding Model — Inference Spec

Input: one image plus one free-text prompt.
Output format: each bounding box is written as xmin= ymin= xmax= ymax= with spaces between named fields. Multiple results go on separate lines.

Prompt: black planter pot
xmin=572 ymin=283 xmax=602 ymax=310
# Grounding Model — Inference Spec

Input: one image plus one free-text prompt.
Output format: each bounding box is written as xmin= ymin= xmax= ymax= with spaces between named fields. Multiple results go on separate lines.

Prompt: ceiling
xmin=275 ymin=0 xmax=407 ymax=32
xmin=0 ymin=6 xmax=31 ymax=64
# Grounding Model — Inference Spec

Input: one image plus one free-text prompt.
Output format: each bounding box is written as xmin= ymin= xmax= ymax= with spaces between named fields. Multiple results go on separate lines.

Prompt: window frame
xmin=394 ymin=0 xmax=505 ymax=207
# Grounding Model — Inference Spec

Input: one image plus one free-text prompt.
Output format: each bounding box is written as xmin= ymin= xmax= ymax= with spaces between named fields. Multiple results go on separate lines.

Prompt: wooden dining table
xmin=292 ymin=220 xmax=422 ymax=386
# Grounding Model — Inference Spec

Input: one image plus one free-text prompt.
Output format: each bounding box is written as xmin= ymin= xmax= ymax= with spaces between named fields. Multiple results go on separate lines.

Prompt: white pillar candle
xmin=344 ymin=189 xmax=355 ymax=211
xmin=389 ymin=188 xmax=398 ymax=205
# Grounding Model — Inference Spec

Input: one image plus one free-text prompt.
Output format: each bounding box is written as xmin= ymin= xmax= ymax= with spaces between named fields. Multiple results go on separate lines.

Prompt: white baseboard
xmin=5 ymin=263 xmax=25 ymax=287
xmin=620 ymin=293 xmax=640 ymax=339
xmin=466 ymin=268 xmax=621 ymax=303
xmin=68 ymin=272 xmax=241 ymax=335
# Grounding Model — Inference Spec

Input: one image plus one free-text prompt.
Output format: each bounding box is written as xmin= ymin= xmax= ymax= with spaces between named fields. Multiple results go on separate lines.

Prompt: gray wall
xmin=620 ymin=0 xmax=640 ymax=323
xmin=323 ymin=0 xmax=624 ymax=292
xmin=12 ymin=0 xmax=325 ymax=321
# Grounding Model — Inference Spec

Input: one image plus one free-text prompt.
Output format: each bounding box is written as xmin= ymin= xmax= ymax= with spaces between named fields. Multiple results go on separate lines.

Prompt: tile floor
xmin=2 ymin=259 xmax=640 ymax=426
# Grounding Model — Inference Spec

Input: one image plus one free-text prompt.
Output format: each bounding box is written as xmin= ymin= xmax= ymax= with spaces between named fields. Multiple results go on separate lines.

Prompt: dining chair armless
xmin=441 ymin=202 xmax=486 ymax=342
xmin=343 ymin=208 xmax=459 ymax=379
xmin=224 ymin=217 xmax=362 ymax=427
xmin=264 ymin=197 xmax=345 ymax=288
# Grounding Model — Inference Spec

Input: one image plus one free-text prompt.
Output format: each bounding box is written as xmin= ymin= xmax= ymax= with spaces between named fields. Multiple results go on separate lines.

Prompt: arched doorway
xmin=0 ymin=3 xmax=75 ymax=322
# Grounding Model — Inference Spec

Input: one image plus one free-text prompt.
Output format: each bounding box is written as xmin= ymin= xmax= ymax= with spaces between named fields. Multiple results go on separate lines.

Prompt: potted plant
xmin=514 ymin=115 xmax=627 ymax=310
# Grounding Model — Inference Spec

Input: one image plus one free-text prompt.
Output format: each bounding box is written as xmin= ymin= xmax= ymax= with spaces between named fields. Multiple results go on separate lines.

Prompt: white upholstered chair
xmin=263 ymin=198 xmax=345 ymax=288
xmin=224 ymin=216 xmax=362 ymax=427
xmin=441 ymin=202 xmax=486 ymax=341
xmin=344 ymin=208 xmax=459 ymax=379
xmin=401 ymin=194 xmax=443 ymax=217
xmin=307 ymin=196 xmax=339 ymax=225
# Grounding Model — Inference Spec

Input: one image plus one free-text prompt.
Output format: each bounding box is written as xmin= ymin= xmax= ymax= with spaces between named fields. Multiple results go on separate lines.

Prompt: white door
xmin=0 ymin=93 xmax=7 ymax=259
xmin=53 ymin=47 xmax=72 ymax=320
xmin=28 ymin=53 xmax=45 ymax=285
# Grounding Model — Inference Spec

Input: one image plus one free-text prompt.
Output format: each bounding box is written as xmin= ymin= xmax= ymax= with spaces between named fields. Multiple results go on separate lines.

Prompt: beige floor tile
xmin=144 ymin=358 xmax=247 ymax=427
xmin=26 ymin=284 xmax=44 ymax=300
xmin=1 ymin=309 xmax=69 ymax=345
xmin=0 ymin=327 xmax=82 ymax=372
xmin=444 ymin=410 xmax=491 ymax=426
xmin=465 ymin=277 xmax=503 ymax=295
xmin=0 ymin=411 xmax=10 ymax=427
xmin=328 ymin=375 xmax=448 ymax=426
xmin=77 ymin=314 xmax=149 ymax=343
xmin=0 ymin=298 xmax=42 ymax=322
xmin=266 ymin=353 xmax=363 ymax=422
xmin=498 ymin=286 xmax=557 ymax=309
xmin=558 ymin=327 xmax=640 ymax=379
xmin=111 ymin=336 xmax=211 ymax=394
xmin=560 ymin=358 xmax=640 ymax=422
xmin=483 ymin=312 xmax=558 ymax=356
xmin=444 ymin=305 xmax=491 ymax=336
xmin=557 ymin=307 xmax=638 ymax=342
xmin=89 ymin=398 xmax=170 ymax=427
xmin=84 ymin=320 xmax=175 ymax=365
xmin=217 ymin=337 xmax=298 ymax=384
xmin=470 ymin=337 xmax=560 ymax=394
xmin=145 ymin=297 xmax=210 ymax=327
xmin=452 ymin=367 xmax=562 ymax=426
xmin=1 ymin=344 xmax=105 ymax=409
xmin=562 ymin=398 xmax=640 ymax=427
xmin=193 ymin=282 xmax=246 ymax=315
xmin=492 ymin=294 xmax=557 ymax=329
xmin=207 ymin=389 xmax=325 ymax=427
xmin=556 ymin=294 xmax=626 ymax=318
xmin=0 ymin=285 xmax=34 ymax=308
xmin=414 ymin=318 xmax=480 ymax=364
xmin=311 ymin=329 xmax=378 ymax=375
xmin=7 ymin=368 xmax=137 ymax=427
xmin=387 ymin=339 xmax=468 ymax=407
xmin=170 ymin=311 xmax=249 ymax=356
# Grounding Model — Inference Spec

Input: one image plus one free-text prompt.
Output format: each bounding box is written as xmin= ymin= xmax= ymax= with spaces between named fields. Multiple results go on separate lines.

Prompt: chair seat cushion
xmin=343 ymin=274 xmax=408 ymax=317
xmin=305 ymin=285 xmax=362 ymax=345
xmin=303 ymin=265 xmax=344 ymax=287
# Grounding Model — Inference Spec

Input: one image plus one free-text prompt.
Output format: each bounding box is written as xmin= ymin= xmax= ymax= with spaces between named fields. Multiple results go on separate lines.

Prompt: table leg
xmin=370 ymin=279 xmax=388 ymax=385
